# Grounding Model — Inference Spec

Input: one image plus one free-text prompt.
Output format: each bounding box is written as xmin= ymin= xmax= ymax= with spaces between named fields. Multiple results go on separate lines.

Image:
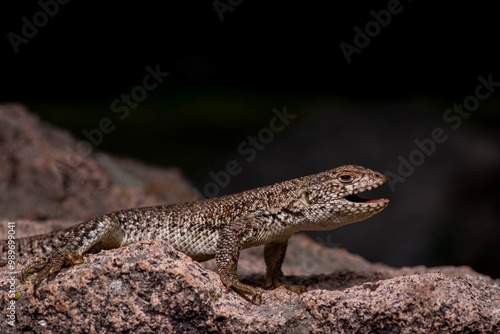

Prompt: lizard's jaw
xmin=310 ymin=187 xmax=389 ymax=231
xmin=331 ymin=192 xmax=389 ymax=224
xmin=341 ymin=184 xmax=390 ymax=211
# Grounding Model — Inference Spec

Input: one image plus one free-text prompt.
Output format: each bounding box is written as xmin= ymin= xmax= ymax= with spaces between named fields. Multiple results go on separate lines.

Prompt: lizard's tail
xmin=1 ymin=230 xmax=70 ymax=266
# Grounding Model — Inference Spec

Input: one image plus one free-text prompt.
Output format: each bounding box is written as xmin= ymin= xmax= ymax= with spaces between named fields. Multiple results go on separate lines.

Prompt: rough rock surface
xmin=1 ymin=232 xmax=499 ymax=333
xmin=0 ymin=103 xmax=199 ymax=221
xmin=1 ymin=104 xmax=499 ymax=333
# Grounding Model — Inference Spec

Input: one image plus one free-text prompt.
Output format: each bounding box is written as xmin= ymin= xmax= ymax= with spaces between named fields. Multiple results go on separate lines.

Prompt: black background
xmin=2 ymin=1 xmax=499 ymax=100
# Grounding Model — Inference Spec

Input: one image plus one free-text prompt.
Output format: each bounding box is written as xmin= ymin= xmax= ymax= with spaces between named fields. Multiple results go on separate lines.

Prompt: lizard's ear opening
xmin=300 ymin=191 xmax=311 ymax=206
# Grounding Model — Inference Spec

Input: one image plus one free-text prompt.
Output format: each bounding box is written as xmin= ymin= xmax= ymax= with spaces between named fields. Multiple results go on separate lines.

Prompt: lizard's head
xmin=297 ymin=165 xmax=390 ymax=230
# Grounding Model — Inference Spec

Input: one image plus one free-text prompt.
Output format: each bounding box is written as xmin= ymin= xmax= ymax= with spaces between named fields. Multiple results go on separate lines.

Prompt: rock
xmin=1 ymin=233 xmax=499 ymax=333
xmin=0 ymin=103 xmax=198 ymax=221
xmin=0 ymin=104 xmax=499 ymax=333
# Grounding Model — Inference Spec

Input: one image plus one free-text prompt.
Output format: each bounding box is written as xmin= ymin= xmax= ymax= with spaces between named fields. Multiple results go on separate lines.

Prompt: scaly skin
xmin=1 ymin=165 xmax=389 ymax=304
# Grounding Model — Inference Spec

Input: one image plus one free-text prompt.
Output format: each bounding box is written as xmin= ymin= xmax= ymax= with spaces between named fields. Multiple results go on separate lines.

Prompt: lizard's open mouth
xmin=345 ymin=194 xmax=387 ymax=204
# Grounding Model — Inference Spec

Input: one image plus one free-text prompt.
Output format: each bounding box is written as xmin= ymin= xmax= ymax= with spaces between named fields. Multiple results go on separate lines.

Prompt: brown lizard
xmin=1 ymin=165 xmax=389 ymax=304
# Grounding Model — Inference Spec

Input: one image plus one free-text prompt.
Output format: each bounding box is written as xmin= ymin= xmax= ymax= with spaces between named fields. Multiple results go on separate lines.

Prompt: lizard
xmin=1 ymin=165 xmax=389 ymax=304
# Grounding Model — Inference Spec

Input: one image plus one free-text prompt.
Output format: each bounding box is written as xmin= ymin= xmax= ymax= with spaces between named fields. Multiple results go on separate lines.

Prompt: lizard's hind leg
xmin=21 ymin=214 xmax=125 ymax=290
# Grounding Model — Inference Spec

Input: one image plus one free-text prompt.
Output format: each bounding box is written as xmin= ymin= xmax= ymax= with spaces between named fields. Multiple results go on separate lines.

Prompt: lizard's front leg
xmin=21 ymin=214 xmax=124 ymax=289
xmin=263 ymin=240 xmax=306 ymax=294
xmin=215 ymin=221 xmax=263 ymax=304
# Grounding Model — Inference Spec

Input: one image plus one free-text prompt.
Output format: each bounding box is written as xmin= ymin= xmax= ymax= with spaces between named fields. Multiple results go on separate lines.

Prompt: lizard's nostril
xmin=373 ymin=172 xmax=385 ymax=181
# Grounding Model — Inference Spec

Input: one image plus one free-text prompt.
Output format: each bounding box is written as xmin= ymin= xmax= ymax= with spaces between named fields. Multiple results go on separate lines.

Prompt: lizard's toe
xmin=19 ymin=255 xmax=47 ymax=283
xmin=250 ymin=292 xmax=262 ymax=305
xmin=264 ymin=276 xmax=306 ymax=294
xmin=30 ymin=249 xmax=77 ymax=290
xmin=220 ymin=274 xmax=263 ymax=304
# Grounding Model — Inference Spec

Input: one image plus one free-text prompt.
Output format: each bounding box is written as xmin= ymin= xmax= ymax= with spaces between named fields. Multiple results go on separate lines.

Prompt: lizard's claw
xmin=263 ymin=276 xmax=306 ymax=294
xmin=32 ymin=254 xmax=65 ymax=290
xmin=19 ymin=256 xmax=44 ymax=283
xmin=220 ymin=275 xmax=263 ymax=305
xmin=22 ymin=249 xmax=84 ymax=292
xmin=250 ymin=292 xmax=262 ymax=305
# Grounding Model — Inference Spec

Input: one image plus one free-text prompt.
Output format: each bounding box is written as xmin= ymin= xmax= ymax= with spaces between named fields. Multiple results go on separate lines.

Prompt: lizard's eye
xmin=338 ymin=173 xmax=354 ymax=183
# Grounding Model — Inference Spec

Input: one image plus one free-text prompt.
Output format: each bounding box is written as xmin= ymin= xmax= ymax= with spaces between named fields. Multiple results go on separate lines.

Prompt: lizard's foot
xmin=263 ymin=276 xmax=306 ymax=294
xmin=21 ymin=249 xmax=84 ymax=291
xmin=19 ymin=255 xmax=48 ymax=283
xmin=221 ymin=275 xmax=263 ymax=305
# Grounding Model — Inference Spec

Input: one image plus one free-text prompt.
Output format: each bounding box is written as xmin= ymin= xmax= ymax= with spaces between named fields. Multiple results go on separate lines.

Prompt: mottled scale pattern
xmin=1 ymin=230 xmax=70 ymax=264
xmin=1 ymin=165 xmax=390 ymax=303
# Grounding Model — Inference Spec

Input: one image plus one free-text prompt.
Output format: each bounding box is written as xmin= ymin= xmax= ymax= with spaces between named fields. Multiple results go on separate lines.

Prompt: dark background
xmin=1 ymin=1 xmax=499 ymax=277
